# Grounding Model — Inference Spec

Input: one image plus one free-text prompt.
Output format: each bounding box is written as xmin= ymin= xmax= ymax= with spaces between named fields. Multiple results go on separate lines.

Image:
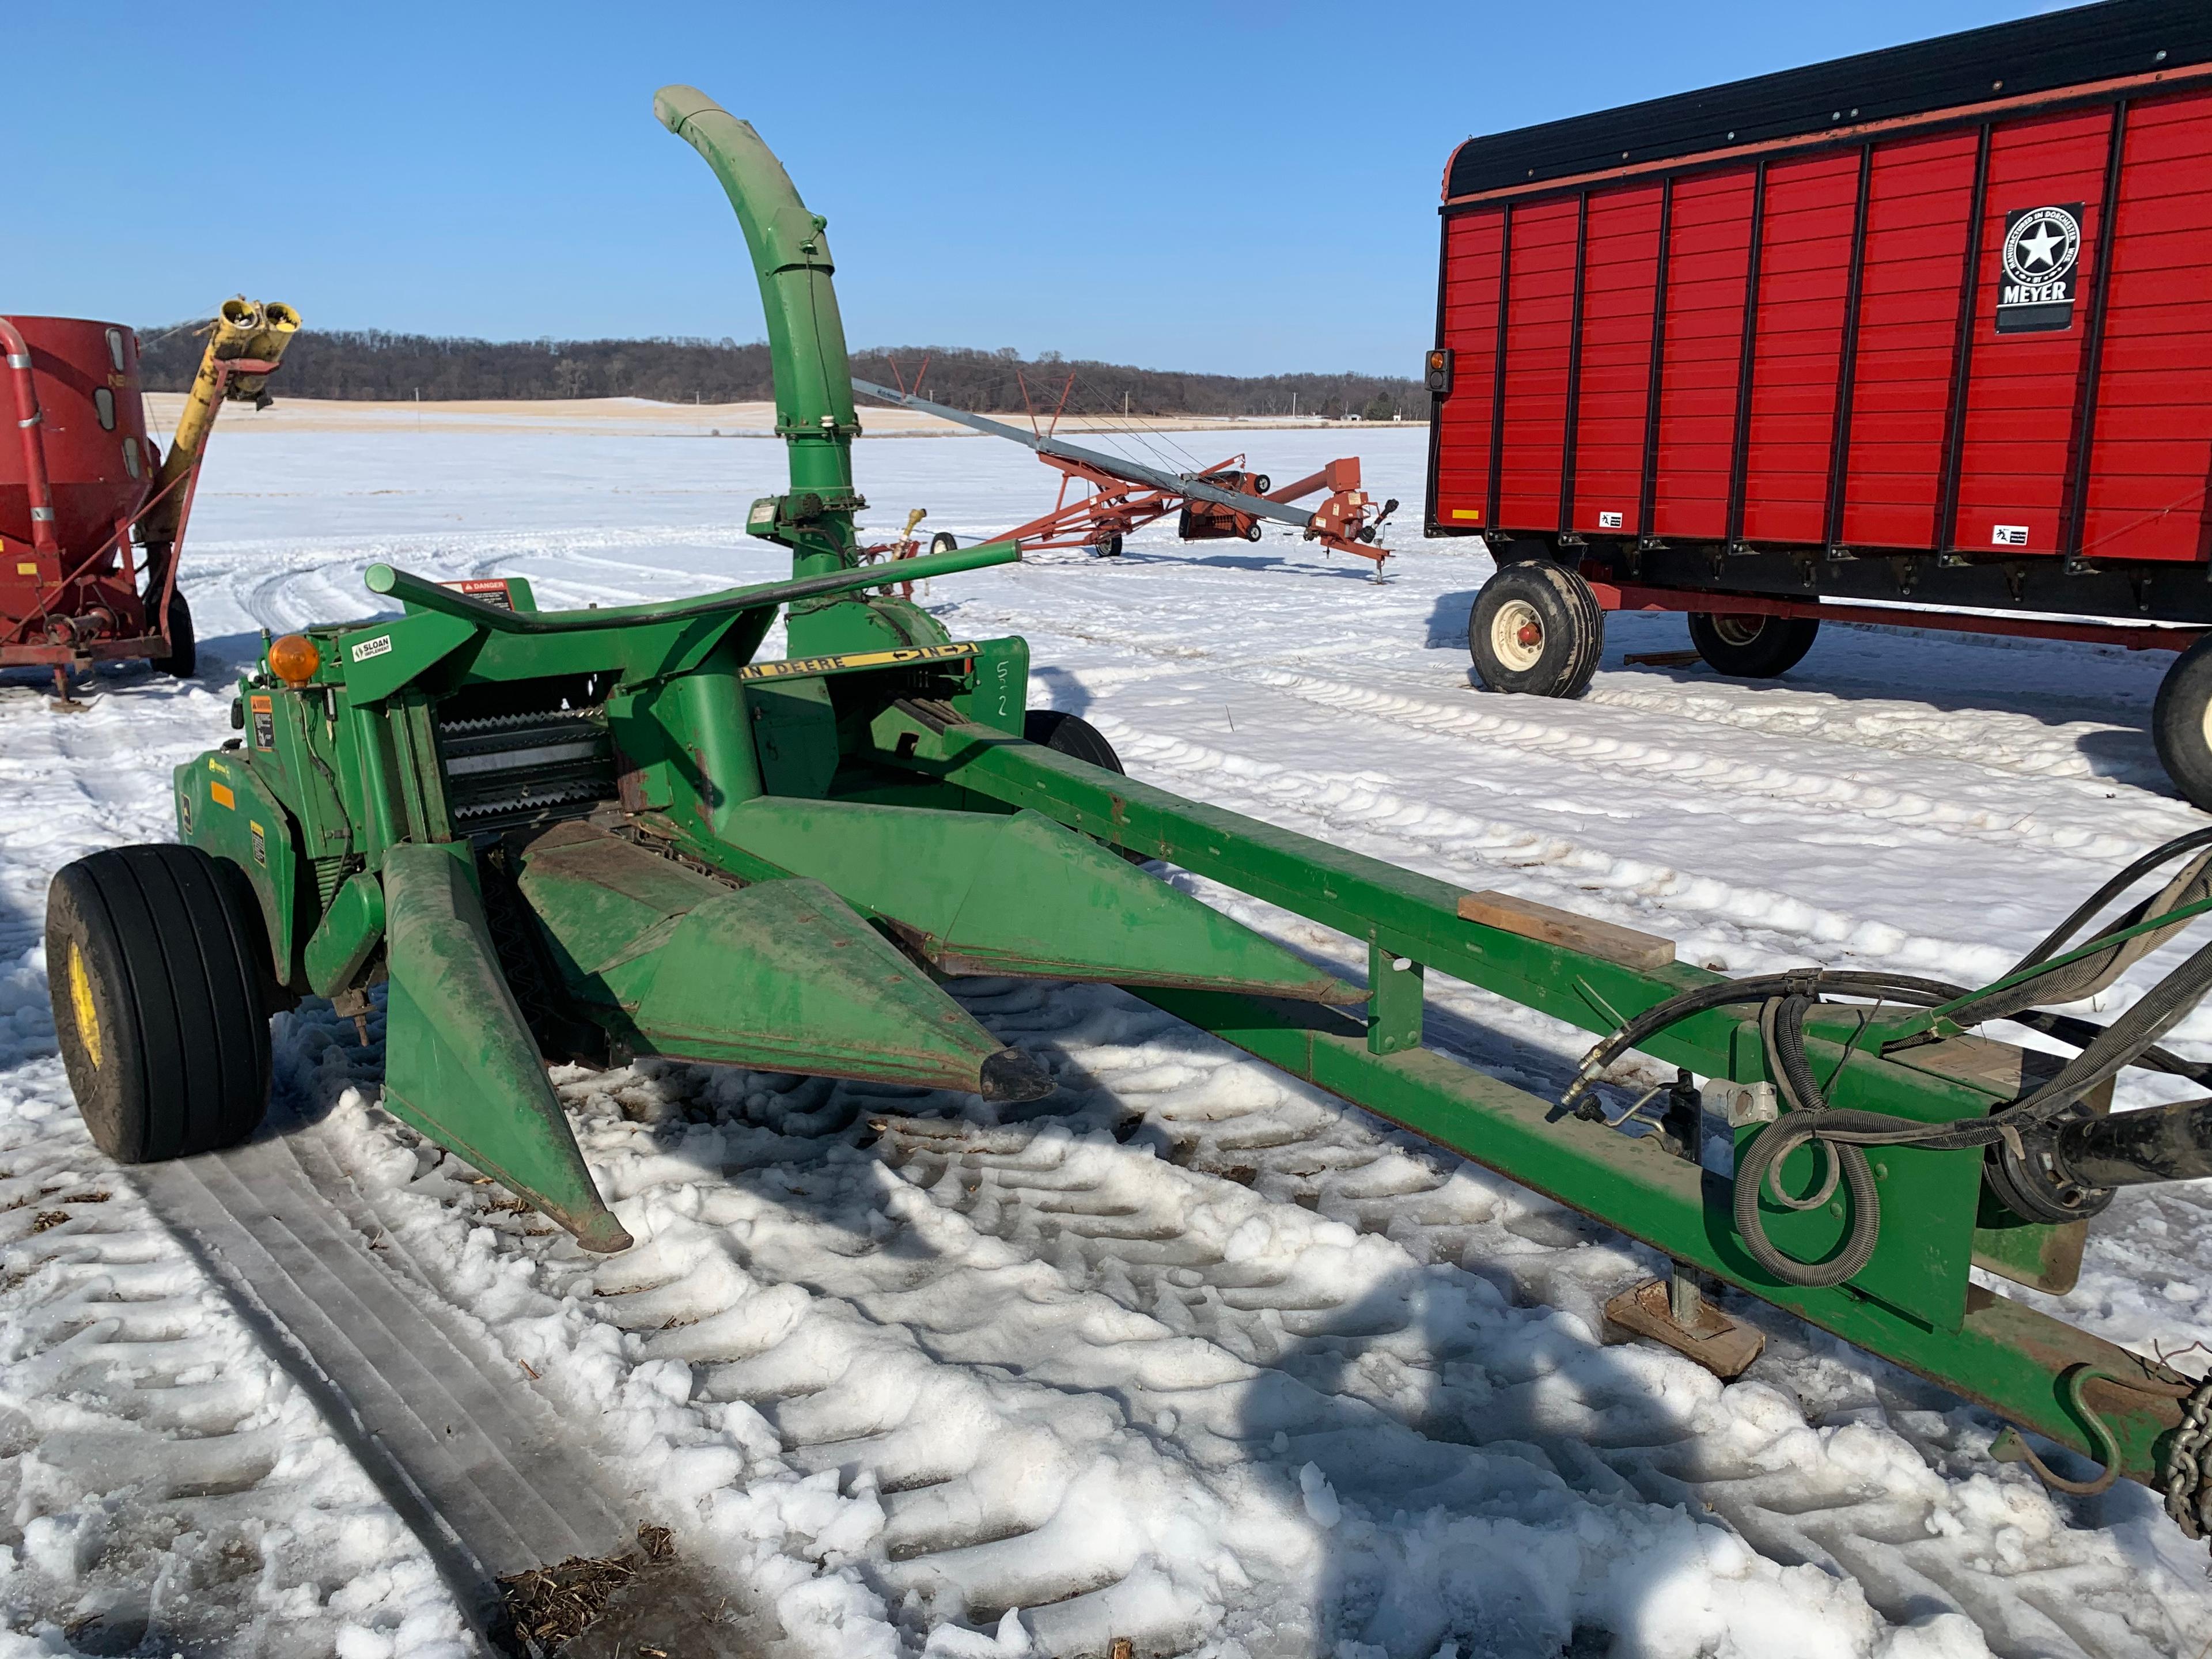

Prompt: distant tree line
xmin=136 ymin=326 xmax=1424 ymax=421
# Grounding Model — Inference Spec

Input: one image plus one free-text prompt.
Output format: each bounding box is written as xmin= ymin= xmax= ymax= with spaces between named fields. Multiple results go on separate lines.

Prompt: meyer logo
xmin=1993 ymin=524 xmax=2031 ymax=547
xmin=350 ymin=634 xmax=394 ymax=662
xmin=1997 ymin=204 xmax=2082 ymax=334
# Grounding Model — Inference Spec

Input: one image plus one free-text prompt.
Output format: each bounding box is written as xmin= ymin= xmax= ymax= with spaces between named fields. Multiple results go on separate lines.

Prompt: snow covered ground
xmin=3 ymin=416 xmax=2211 ymax=1657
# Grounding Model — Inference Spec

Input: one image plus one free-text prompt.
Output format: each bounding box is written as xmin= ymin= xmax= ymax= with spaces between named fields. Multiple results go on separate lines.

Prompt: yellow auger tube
xmin=139 ymin=297 xmax=300 ymax=547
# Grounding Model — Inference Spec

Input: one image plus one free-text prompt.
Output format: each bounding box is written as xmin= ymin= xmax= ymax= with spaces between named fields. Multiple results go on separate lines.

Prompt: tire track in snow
xmin=283 ymin=990 xmax=2033 ymax=1659
xmin=1088 ymin=715 xmax=2027 ymax=994
xmin=1237 ymin=666 xmax=2183 ymax=867
xmin=0 ymin=1077 xmax=467 ymax=1656
xmin=864 ymin=995 xmax=2212 ymax=1659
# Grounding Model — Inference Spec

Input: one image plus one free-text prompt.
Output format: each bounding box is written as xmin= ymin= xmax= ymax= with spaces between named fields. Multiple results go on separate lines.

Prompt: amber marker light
xmin=267 ymin=634 xmax=322 ymax=686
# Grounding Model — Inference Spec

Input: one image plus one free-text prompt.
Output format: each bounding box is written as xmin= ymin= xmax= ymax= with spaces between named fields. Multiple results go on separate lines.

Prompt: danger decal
xmin=1996 ymin=204 xmax=2082 ymax=334
xmin=444 ymin=577 xmax=516 ymax=611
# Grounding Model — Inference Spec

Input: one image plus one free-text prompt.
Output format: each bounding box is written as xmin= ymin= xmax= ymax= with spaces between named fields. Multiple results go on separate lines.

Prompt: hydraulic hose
xmin=1565 ymin=825 xmax=2212 ymax=1285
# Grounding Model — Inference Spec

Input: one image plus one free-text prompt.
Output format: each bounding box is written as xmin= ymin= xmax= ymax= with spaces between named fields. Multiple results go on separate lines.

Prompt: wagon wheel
xmin=2154 ymin=637 xmax=2212 ymax=812
xmin=1686 ymin=612 xmax=1819 ymax=679
xmin=1468 ymin=558 xmax=1604 ymax=698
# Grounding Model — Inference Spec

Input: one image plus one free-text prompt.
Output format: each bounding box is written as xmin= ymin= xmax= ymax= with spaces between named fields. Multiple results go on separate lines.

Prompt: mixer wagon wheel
xmin=148 ymin=589 xmax=196 ymax=679
xmin=929 ymin=532 xmax=959 ymax=556
xmin=2153 ymin=635 xmax=2212 ymax=813
xmin=1468 ymin=557 xmax=1604 ymax=698
xmin=1686 ymin=611 xmax=1818 ymax=679
xmin=44 ymin=844 xmax=272 ymax=1165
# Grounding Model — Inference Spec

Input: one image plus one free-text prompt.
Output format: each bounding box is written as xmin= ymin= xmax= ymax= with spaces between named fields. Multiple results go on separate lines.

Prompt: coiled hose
xmin=1561 ymin=827 xmax=2212 ymax=1287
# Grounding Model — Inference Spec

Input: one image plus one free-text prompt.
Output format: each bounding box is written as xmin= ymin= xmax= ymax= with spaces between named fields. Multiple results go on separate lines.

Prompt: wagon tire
xmin=45 ymin=844 xmax=272 ymax=1165
xmin=1687 ymin=611 xmax=1819 ymax=679
xmin=928 ymin=532 xmax=959 ymax=556
xmin=1468 ymin=558 xmax=1604 ymax=698
xmin=2154 ymin=635 xmax=2212 ymax=813
xmin=149 ymin=589 xmax=196 ymax=679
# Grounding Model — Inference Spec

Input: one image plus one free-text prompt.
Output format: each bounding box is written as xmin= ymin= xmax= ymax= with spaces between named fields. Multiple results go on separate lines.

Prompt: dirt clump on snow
xmin=496 ymin=1524 xmax=676 ymax=1654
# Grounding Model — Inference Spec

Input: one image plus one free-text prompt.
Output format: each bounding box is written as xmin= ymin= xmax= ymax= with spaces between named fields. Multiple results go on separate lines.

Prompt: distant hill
xmin=135 ymin=327 xmax=1423 ymax=422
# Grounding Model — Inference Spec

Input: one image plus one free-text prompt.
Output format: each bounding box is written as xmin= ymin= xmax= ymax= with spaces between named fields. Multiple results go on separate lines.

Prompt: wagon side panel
xmin=1433 ymin=208 xmax=1507 ymax=532
xmin=1652 ymin=168 xmax=1757 ymax=542
xmin=2080 ymin=87 xmax=2212 ymax=565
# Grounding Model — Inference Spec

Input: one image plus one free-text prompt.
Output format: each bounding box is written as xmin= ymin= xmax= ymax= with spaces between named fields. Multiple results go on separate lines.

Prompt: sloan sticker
xmin=350 ymin=633 xmax=393 ymax=663
xmin=1997 ymin=204 xmax=2082 ymax=334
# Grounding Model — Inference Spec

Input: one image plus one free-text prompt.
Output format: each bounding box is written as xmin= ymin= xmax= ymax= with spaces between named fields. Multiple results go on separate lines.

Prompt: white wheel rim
xmin=1490 ymin=600 xmax=1546 ymax=672
xmin=2199 ymin=692 xmax=2212 ymax=754
xmin=1713 ymin=615 xmax=1764 ymax=647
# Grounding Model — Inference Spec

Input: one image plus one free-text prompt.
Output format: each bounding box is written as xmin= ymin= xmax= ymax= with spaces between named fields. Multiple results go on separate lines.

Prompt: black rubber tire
xmin=1093 ymin=534 xmax=1124 ymax=559
xmin=1243 ymin=522 xmax=1264 ymax=543
xmin=1025 ymin=711 xmax=1145 ymax=861
xmin=1252 ymin=475 xmax=1271 ymax=494
xmin=2154 ymin=634 xmax=2212 ymax=812
xmin=1687 ymin=611 xmax=1819 ymax=679
xmin=45 ymin=844 xmax=272 ymax=1164
xmin=149 ymin=588 xmax=196 ymax=678
xmin=1468 ymin=558 xmax=1605 ymax=698
xmin=1024 ymin=709 xmax=1125 ymax=774
xmin=928 ymin=531 xmax=959 ymax=556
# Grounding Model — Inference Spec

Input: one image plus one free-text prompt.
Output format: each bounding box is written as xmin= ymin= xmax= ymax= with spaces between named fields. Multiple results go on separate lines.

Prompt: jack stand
xmin=332 ymin=986 xmax=375 ymax=1047
xmin=1604 ymin=1262 xmax=1767 ymax=1380
xmin=48 ymin=665 xmax=86 ymax=713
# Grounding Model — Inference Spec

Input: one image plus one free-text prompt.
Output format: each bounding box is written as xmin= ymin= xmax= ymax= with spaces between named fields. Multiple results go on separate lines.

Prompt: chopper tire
xmin=46 ymin=844 xmax=272 ymax=1164
xmin=1468 ymin=558 xmax=1604 ymax=698
xmin=149 ymin=589 xmax=196 ymax=679
xmin=929 ymin=531 xmax=959 ymax=556
xmin=1024 ymin=709 xmax=1125 ymax=774
xmin=2154 ymin=634 xmax=2212 ymax=813
xmin=1687 ymin=611 xmax=1819 ymax=679
xmin=1025 ymin=710 xmax=1145 ymax=861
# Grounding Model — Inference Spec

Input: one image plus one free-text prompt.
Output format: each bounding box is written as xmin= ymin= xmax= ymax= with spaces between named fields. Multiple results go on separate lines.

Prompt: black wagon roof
xmin=1445 ymin=0 xmax=2212 ymax=201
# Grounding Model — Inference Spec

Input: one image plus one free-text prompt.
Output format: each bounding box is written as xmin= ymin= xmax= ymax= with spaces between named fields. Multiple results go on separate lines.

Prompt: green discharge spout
xmin=656 ymin=85 xmax=859 ymax=573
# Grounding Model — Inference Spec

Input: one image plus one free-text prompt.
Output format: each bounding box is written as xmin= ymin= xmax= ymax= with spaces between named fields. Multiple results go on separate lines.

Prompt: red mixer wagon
xmin=1 ymin=300 xmax=295 ymax=702
xmin=1424 ymin=0 xmax=2212 ymax=806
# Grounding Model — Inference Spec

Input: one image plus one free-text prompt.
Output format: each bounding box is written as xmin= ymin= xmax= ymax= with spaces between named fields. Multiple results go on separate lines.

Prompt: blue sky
xmin=17 ymin=1 xmax=2058 ymax=376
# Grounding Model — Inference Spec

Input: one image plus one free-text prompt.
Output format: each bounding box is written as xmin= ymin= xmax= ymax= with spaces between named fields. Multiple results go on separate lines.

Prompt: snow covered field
xmin=3 ymin=415 xmax=2211 ymax=1657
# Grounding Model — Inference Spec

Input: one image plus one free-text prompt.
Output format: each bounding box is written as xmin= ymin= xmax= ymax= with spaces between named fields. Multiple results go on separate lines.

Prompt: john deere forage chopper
xmin=44 ymin=85 xmax=2212 ymax=1548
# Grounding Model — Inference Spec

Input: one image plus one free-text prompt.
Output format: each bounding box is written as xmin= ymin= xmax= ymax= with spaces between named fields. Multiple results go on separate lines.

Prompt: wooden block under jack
xmin=1604 ymin=1277 xmax=1766 ymax=1380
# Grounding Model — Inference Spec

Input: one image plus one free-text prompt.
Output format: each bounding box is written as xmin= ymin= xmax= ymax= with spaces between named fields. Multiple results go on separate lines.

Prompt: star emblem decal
xmin=2014 ymin=221 xmax=2066 ymax=270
